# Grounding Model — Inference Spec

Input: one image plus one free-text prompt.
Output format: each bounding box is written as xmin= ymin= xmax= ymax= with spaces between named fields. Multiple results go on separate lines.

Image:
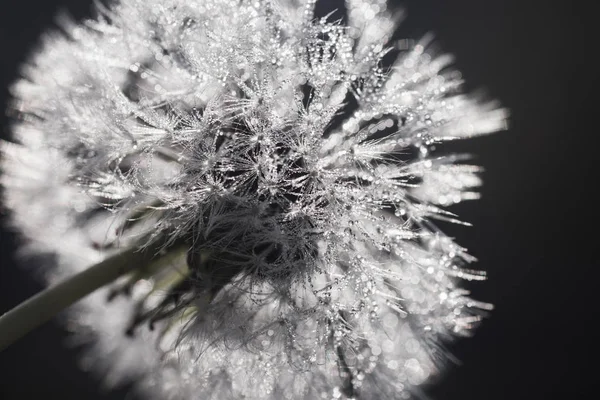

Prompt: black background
xmin=0 ymin=1 xmax=594 ymax=399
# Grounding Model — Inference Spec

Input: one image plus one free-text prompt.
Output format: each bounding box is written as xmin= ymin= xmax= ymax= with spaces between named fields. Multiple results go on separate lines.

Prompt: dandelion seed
xmin=1 ymin=0 xmax=507 ymax=399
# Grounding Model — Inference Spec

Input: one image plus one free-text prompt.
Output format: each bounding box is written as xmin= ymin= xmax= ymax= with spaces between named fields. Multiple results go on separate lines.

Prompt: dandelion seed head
xmin=1 ymin=0 xmax=507 ymax=399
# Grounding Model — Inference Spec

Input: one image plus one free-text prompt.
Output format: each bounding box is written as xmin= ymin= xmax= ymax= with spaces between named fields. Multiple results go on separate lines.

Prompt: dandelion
xmin=0 ymin=0 xmax=507 ymax=399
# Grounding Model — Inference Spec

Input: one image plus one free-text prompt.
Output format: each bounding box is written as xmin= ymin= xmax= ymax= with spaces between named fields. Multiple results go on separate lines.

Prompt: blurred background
xmin=0 ymin=0 xmax=593 ymax=399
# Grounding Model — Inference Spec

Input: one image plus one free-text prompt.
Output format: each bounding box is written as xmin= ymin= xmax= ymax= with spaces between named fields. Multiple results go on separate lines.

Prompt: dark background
xmin=0 ymin=0 xmax=593 ymax=399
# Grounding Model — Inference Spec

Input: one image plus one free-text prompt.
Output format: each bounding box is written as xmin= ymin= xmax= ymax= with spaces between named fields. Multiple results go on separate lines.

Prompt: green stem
xmin=0 ymin=244 xmax=186 ymax=352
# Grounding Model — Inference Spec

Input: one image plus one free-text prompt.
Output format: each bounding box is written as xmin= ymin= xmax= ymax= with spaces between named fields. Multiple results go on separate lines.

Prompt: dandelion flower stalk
xmin=0 ymin=242 xmax=186 ymax=351
xmin=1 ymin=0 xmax=507 ymax=398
